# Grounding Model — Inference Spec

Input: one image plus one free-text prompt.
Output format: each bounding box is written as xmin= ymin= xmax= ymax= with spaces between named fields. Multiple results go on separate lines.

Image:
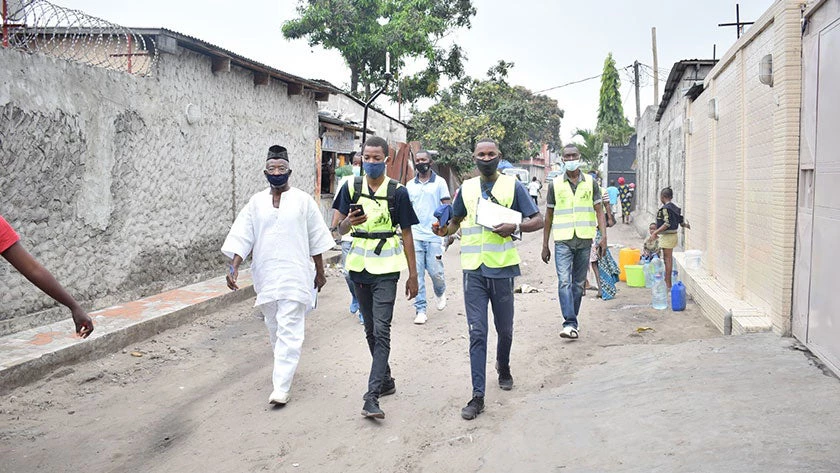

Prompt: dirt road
xmin=3 ymin=224 xmax=838 ymax=472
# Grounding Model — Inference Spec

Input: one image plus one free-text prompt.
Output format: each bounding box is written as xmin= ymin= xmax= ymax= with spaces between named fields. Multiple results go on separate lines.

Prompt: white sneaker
xmin=269 ymin=390 xmax=290 ymax=405
xmin=414 ymin=312 xmax=427 ymax=325
xmin=560 ymin=326 xmax=579 ymax=339
xmin=436 ymin=293 xmax=447 ymax=311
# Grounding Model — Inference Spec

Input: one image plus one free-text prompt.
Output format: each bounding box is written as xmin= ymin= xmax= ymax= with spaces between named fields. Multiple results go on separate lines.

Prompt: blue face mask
xmin=265 ymin=172 xmax=290 ymax=188
xmin=363 ymin=161 xmax=386 ymax=179
xmin=352 ymin=166 xmax=361 ymax=177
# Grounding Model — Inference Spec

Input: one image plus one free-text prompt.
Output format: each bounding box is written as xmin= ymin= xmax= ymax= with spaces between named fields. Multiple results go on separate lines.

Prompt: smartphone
xmin=349 ymin=204 xmax=365 ymax=216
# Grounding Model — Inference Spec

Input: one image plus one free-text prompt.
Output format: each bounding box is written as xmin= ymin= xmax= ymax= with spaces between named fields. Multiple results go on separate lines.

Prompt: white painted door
xmin=795 ymin=11 xmax=840 ymax=375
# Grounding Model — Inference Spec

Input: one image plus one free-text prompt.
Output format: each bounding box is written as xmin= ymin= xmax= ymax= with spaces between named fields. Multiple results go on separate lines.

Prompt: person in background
xmin=588 ymin=188 xmax=620 ymax=300
xmin=617 ymin=177 xmax=632 ymax=224
xmin=542 ymin=144 xmax=608 ymax=339
xmin=222 ymin=145 xmax=334 ymax=406
xmin=406 ymin=150 xmax=450 ymax=325
xmin=1 ymin=214 xmax=94 ymax=338
xmin=606 ymin=180 xmax=620 ymax=222
xmin=331 ymin=152 xmax=365 ymax=324
xmin=643 ymin=222 xmax=662 ymax=262
xmin=527 ymin=176 xmax=542 ymax=207
xmin=651 ymin=186 xmax=689 ymax=288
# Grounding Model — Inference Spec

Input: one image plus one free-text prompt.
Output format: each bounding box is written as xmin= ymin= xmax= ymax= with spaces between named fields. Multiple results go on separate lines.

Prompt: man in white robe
xmin=222 ymin=145 xmax=334 ymax=406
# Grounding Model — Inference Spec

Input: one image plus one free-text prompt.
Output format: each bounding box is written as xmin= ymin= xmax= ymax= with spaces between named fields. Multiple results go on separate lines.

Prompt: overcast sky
xmin=56 ymin=0 xmax=773 ymax=146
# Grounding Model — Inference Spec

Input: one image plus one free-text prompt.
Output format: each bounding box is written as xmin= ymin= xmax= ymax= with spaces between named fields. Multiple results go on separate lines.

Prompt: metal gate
xmin=794 ymin=1 xmax=840 ymax=376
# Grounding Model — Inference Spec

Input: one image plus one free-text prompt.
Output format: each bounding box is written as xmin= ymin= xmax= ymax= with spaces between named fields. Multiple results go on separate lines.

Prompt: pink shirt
xmin=0 ymin=215 xmax=20 ymax=253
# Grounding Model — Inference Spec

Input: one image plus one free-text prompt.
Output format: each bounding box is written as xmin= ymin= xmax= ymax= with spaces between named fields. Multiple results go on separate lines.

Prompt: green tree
xmin=282 ymin=0 xmax=475 ymax=101
xmin=409 ymin=61 xmax=564 ymax=176
xmin=571 ymin=128 xmax=604 ymax=168
xmin=596 ymin=53 xmax=634 ymax=145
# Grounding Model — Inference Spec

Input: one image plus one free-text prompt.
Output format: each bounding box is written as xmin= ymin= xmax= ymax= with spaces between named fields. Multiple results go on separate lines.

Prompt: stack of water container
xmin=647 ymin=255 xmax=686 ymax=311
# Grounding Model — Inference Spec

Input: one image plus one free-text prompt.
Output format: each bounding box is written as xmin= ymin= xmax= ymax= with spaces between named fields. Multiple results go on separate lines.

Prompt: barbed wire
xmin=1 ymin=0 xmax=157 ymax=77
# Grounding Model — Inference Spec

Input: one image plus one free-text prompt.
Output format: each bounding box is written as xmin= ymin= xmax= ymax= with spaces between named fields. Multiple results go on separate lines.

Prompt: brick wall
xmin=684 ymin=0 xmax=802 ymax=334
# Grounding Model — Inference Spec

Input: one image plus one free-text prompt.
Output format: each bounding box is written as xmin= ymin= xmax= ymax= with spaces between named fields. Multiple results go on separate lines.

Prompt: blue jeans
xmin=463 ymin=272 xmax=514 ymax=397
xmin=340 ymin=241 xmax=359 ymax=312
xmin=414 ymin=239 xmax=446 ymax=313
xmin=554 ymin=241 xmax=591 ymax=329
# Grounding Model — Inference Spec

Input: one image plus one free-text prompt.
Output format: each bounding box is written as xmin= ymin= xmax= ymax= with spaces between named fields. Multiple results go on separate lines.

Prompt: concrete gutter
xmin=0 ymin=272 xmax=255 ymax=394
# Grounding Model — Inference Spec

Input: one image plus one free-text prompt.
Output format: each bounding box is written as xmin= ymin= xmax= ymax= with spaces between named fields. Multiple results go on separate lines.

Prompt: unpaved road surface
xmin=2 ymin=224 xmax=839 ymax=472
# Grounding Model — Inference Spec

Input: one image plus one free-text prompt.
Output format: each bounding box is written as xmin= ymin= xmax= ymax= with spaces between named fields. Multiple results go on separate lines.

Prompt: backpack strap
xmin=350 ymin=176 xmax=363 ymax=204
xmin=386 ymin=179 xmax=399 ymax=230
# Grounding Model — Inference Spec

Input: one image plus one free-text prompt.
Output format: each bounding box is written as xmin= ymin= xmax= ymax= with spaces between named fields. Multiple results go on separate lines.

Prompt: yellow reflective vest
xmin=459 ymin=174 xmax=521 ymax=270
xmin=551 ymin=173 xmax=597 ymax=240
xmin=345 ymin=177 xmax=407 ymax=274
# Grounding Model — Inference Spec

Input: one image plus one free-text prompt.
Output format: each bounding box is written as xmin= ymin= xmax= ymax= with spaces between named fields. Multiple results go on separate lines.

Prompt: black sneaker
xmin=497 ymin=364 xmax=513 ymax=391
xmin=361 ymin=398 xmax=385 ymax=419
xmin=380 ymin=377 xmax=396 ymax=396
xmin=460 ymin=396 xmax=485 ymax=420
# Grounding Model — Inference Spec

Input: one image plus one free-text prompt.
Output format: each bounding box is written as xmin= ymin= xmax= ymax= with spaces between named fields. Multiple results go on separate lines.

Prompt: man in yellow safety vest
xmin=541 ymin=144 xmax=608 ymax=340
xmin=433 ymin=138 xmax=544 ymax=421
xmin=333 ymin=136 xmax=419 ymax=420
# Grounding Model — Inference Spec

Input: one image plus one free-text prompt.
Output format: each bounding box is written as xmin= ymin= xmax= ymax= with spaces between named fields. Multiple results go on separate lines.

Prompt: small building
xmin=634 ymin=59 xmax=716 ymax=239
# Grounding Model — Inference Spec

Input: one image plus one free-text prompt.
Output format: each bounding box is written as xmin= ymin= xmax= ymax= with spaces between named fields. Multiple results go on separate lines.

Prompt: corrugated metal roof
xmin=655 ymin=59 xmax=717 ymax=121
xmin=131 ymin=28 xmax=332 ymax=95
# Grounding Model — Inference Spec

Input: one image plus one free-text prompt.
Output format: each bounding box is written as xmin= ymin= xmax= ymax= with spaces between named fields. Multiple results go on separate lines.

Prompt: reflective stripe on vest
xmin=459 ymin=174 xmax=521 ymax=270
xmin=345 ymin=177 xmax=407 ymax=274
xmin=551 ymin=174 xmax=597 ymax=240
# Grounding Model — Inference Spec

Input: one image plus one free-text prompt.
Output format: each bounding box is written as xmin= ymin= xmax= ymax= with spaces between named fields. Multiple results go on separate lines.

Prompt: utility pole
xmin=651 ymin=27 xmax=659 ymax=107
xmin=633 ymin=60 xmax=641 ymax=121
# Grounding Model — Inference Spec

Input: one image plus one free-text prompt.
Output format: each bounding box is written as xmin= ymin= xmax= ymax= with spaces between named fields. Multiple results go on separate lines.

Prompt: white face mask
xmin=563 ymin=160 xmax=582 ymax=172
xmin=352 ymin=165 xmax=361 ymax=176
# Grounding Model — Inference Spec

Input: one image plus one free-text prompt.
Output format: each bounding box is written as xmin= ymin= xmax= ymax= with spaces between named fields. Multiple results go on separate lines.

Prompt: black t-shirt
xmin=333 ymin=179 xmax=419 ymax=283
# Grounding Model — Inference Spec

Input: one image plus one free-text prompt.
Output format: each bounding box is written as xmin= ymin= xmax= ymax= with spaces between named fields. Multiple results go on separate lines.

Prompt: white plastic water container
xmin=685 ymin=250 xmax=702 ymax=270
xmin=651 ymin=256 xmax=668 ymax=310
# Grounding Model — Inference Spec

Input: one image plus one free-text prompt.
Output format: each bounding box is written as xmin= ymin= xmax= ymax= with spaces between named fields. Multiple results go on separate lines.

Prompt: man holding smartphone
xmin=541 ymin=144 xmax=608 ymax=340
xmin=332 ymin=136 xmax=419 ymax=420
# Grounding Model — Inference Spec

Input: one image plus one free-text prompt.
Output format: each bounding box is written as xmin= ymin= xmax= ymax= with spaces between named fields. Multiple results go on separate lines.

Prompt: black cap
xmin=267 ymin=145 xmax=289 ymax=161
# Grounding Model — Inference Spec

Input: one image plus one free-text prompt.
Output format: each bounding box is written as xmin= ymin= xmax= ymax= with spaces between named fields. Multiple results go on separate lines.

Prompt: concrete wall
xmin=0 ymin=43 xmax=320 ymax=334
xmin=683 ymin=0 xmax=802 ymax=334
xmin=322 ymin=93 xmax=407 ymax=150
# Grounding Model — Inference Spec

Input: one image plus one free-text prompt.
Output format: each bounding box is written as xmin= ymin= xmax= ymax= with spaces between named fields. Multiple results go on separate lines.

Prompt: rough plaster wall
xmin=634 ymin=107 xmax=659 ymax=233
xmin=0 ymin=46 xmax=319 ymax=334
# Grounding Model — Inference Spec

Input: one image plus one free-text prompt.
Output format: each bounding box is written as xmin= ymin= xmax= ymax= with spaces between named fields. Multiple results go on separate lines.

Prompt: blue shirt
xmin=607 ymin=186 xmax=620 ymax=206
xmin=406 ymin=172 xmax=451 ymax=242
xmin=452 ymin=177 xmax=540 ymax=279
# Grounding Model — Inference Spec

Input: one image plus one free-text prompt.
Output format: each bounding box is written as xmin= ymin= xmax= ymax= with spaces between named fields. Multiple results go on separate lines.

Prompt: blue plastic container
xmin=671 ymin=281 xmax=686 ymax=311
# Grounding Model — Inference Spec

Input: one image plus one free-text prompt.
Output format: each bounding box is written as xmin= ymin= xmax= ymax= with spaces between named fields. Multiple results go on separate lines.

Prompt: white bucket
xmin=685 ymin=250 xmax=702 ymax=270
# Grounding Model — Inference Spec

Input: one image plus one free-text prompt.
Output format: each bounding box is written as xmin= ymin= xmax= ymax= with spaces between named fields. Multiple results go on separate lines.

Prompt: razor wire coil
xmin=2 ymin=0 xmax=157 ymax=77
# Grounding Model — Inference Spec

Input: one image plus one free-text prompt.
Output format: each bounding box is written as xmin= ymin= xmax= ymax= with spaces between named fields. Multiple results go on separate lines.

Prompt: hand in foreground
xmin=72 ymin=306 xmax=94 ymax=338
xmin=599 ymin=238 xmax=608 ymax=258
xmin=541 ymin=246 xmax=551 ymax=264
xmin=347 ymin=209 xmax=367 ymax=226
xmin=314 ymin=272 xmax=327 ymax=292
xmin=405 ymin=275 xmax=418 ymax=300
xmin=492 ymin=223 xmax=517 ymax=238
xmin=226 ymin=265 xmax=239 ymax=291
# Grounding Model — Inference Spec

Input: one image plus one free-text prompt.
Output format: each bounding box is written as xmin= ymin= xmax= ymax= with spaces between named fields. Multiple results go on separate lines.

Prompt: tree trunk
xmin=365 ymin=81 xmax=371 ymax=99
xmin=350 ymin=65 xmax=359 ymax=95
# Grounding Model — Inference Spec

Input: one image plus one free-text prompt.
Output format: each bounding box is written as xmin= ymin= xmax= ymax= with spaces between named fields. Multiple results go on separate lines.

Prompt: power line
xmin=535 ymin=65 xmax=634 ymax=94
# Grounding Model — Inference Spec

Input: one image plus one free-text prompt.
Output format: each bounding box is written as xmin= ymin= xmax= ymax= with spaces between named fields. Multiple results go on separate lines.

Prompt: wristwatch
xmin=329 ymin=226 xmax=338 ymax=232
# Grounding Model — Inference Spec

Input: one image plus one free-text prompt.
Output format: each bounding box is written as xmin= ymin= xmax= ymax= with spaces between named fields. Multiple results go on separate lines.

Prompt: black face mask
xmin=475 ymin=157 xmax=500 ymax=177
xmin=415 ymin=162 xmax=431 ymax=174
